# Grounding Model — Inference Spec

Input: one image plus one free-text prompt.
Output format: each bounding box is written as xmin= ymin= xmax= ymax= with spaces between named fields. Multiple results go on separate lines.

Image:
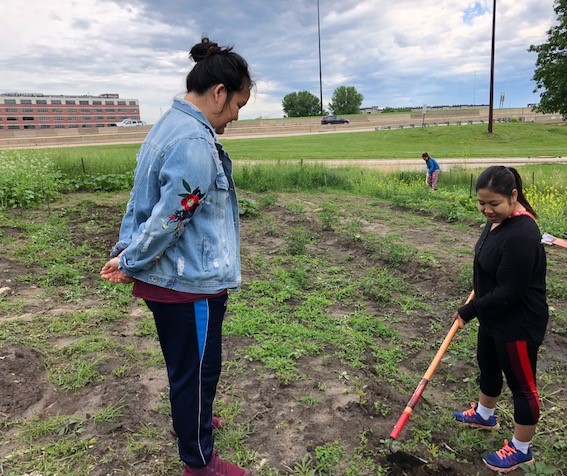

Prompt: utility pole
xmin=488 ymin=0 xmax=496 ymax=134
xmin=317 ymin=0 xmax=324 ymax=116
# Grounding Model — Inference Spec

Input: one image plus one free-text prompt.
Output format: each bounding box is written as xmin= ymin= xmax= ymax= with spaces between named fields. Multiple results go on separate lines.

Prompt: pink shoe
xmin=170 ymin=417 xmax=225 ymax=438
xmin=183 ymin=451 xmax=250 ymax=476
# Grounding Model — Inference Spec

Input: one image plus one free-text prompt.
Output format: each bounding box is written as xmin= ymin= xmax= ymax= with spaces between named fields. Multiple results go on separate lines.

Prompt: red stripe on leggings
xmin=507 ymin=341 xmax=540 ymax=421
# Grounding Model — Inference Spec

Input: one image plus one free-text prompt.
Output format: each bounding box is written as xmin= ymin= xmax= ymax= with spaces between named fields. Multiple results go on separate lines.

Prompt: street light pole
xmin=317 ymin=0 xmax=323 ymax=116
xmin=488 ymin=0 xmax=496 ymax=134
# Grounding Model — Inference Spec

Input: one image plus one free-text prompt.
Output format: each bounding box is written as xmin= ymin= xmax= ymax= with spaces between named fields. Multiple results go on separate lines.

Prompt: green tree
xmin=329 ymin=86 xmax=363 ymax=115
xmin=282 ymin=91 xmax=321 ymax=117
xmin=529 ymin=0 xmax=567 ymax=119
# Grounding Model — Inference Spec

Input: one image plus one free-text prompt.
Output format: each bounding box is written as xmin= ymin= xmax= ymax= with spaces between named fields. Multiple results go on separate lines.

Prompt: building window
xmin=94 ymin=108 xmax=103 ymax=112
xmin=24 ymin=125 xmax=36 ymax=129
xmin=129 ymin=101 xmax=136 ymax=105
xmin=8 ymin=125 xmax=20 ymax=129
xmin=68 ymin=116 xmax=78 ymax=120
xmin=54 ymin=117 xmax=64 ymax=121
xmin=54 ymin=125 xmax=65 ymax=128
xmin=4 ymin=99 xmax=16 ymax=104
xmin=37 ymin=108 xmax=48 ymax=112
xmin=96 ymin=116 xmax=104 ymax=120
xmin=68 ymin=124 xmax=79 ymax=128
xmin=20 ymin=99 xmax=32 ymax=104
xmin=23 ymin=108 xmax=34 ymax=112
xmin=107 ymin=116 xmax=116 ymax=120
xmin=92 ymin=101 xmax=102 ymax=105
xmin=82 ymin=116 xmax=91 ymax=120
xmin=40 ymin=125 xmax=51 ymax=129
xmin=36 ymin=100 xmax=48 ymax=104
xmin=68 ymin=108 xmax=77 ymax=112
xmin=105 ymin=101 xmax=114 ymax=105
xmin=79 ymin=100 xmax=89 ymax=105
xmin=82 ymin=124 xmax=92 ymax=128
xmin=53 ymin=108 xmax=63 ymax=112
xmin=130 ymin=108 xmax=137 ymax=113
xmin=80 ymin=108 xmax=90 ymax=112
xmin=39 ymin=117 xmax=50 ymax=121
xmin=107 ymin=108 xmax=115 ymax=112
xmin=51 ymin=100 xmax=62 ymax=104
xmin=23 ymin=117 xmax=35 ymax=121
xmin=95 ymin=124 xmax=105 ymax=128
xmin=5 ymin=108 xmax=17 ymax=113
xmin=65 ymin=100 xmax=76 ymax=105
xmin=7 ymin=116 xmax=18 ymax=121
xmin=118 ymin=101 xmax=126 ymax=105
xmin=118 ymin=108 xmax=126 ymax=112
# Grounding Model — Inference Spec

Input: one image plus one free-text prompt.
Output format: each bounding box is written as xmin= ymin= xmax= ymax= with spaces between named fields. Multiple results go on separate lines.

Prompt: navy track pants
xmin=145 ymin=295 xmax=227 ymax=467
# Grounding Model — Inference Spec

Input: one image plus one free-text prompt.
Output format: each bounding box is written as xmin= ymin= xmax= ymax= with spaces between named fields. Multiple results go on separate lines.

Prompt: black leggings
xmin=477 ymin=327 xmax=541 ymax=426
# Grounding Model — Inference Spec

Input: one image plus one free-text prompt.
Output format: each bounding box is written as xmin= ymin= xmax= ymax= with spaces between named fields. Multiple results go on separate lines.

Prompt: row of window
xmin=3 ymin=107 xmax=136 ymax=113
xmin=0 ymin=124 xmax=114 ymax=130
xmin=3 ymin=99 xmax=137 ymax=105
xmin=1 ymin=115 xmax=131 ymax=121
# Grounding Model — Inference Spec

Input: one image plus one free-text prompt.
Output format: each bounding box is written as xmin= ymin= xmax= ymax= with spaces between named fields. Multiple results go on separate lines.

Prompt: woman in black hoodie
xmin=452 ymin=166 xmax=548 ymax=473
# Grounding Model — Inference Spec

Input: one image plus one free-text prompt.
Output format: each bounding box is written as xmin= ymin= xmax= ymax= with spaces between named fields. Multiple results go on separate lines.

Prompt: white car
xmin=114 ymin=118 xmax=146 ymax=127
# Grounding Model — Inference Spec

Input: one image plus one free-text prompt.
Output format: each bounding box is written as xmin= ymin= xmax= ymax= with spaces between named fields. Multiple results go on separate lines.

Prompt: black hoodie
xmin=458 ymin=215 xmax=549 ymax=344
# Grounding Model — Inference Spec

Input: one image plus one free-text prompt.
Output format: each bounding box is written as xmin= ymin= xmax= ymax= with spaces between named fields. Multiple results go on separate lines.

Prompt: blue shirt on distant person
xmin=424 ymin=155 xmax=441 ymax=174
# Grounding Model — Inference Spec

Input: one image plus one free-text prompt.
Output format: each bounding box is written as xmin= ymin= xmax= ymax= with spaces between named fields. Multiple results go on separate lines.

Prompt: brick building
xmin=0 ymin=92 xmax=141 ymax=131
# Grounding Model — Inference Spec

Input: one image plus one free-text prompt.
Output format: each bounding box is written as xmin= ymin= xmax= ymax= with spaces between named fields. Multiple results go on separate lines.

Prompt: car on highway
xmin=113 ymin=118 xmax=147 ymax=127
xmin=321 ymin=115 xmax=349 ymax=125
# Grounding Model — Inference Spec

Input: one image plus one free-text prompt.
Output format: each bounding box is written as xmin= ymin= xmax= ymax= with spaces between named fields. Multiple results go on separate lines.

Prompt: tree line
xmin=282 ymin=86 xmax=363 ymax=117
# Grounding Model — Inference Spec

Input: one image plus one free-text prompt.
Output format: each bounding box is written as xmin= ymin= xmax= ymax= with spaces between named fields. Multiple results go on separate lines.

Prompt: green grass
xmin=223 ymin=123 xmax=567 ymax=160
xmin=1 ymin=127 xmax=566 ymax=475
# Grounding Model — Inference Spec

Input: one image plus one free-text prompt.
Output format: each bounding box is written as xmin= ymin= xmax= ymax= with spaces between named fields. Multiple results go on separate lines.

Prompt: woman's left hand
xmin=100 ymin=257 xmax=135 ymax=284
xmin=453 ymin=311 xmax=466 ymax=329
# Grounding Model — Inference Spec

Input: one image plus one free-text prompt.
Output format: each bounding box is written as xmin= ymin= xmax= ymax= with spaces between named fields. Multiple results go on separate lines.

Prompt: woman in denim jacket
xmin=101 ymin=37 xmax=252 ymax=476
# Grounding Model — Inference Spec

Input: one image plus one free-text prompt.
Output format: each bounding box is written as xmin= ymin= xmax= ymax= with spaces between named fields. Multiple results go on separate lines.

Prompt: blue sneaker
xmin=453 ymin=402 xmax=500 ymax=430
xmin=483 ymin=439 xmax=535 ymax=472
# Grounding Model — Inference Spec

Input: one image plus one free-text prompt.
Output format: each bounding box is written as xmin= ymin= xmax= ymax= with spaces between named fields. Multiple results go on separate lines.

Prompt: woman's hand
xmin=453 ymin=311 xmax=467 ymax=329
xmin=100 ymin=257 xmax=135 ymax=284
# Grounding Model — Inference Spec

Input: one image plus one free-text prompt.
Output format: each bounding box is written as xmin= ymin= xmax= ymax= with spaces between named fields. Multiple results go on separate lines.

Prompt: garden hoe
xmin=387 ymin=290 xmax=475 ymax=469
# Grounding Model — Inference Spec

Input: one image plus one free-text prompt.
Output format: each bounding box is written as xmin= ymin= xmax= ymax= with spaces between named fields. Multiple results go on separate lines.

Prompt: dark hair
xmin=422 ymin=152 xmax=429 ymax=158
xmin=475 ymin=166 xmax=537 ymax=218
xmin=186 ymin=37 xmax=252 ymax=98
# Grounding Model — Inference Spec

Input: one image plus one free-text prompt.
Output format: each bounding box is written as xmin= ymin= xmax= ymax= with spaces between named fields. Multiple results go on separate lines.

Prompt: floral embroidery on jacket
xmin=162 ymin=179 xmax=205 ymax=232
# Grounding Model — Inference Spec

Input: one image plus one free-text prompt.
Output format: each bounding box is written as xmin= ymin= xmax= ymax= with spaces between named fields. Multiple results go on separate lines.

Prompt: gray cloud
xmin=0 ymin=0 xmax=557 ymax=122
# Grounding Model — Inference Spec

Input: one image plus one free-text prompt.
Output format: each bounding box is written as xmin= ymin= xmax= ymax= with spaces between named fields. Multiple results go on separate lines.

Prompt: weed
xmin=313 ymin=440 xmax=347 ymax=474
xmin=285 ymin=225 xmax=314 ymax=255
xmin=296 ymin=394 xmax=319 ymax=407
xmin=317 ymin=203 xmax=338 ymax=231
xmin=239 ymin=197 xmax=259 ymax=217
xmin=92 ymin=399 xmax=125 ymax=424
xmin=48 ymin=357 xmax=102 ymax=391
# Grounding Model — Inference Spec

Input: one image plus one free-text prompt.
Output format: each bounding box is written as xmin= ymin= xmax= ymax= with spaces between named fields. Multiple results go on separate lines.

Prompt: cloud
xmin=0 ymin=0 xmax=557 ymax=122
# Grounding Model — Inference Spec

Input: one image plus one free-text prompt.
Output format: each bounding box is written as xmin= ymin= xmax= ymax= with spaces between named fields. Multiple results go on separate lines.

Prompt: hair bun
xmin=189 ymin=37 xmax=222 ymax=62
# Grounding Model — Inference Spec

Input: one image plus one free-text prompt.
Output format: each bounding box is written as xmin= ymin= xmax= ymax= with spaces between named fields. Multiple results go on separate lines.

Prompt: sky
xmin=0 ymin=0 xmax=557 ymax=124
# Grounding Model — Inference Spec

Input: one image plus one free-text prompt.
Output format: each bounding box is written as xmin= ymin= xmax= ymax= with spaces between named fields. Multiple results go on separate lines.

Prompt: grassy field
xmin=2 ymin=123 xmax=567 ymax=175
xmin=0 ymin=125 xmax=566 ymax=475
xmin=224 ymin=122 xmax=567 ymax=160
xmin=0 ymin=189 xmax=565 ymax=476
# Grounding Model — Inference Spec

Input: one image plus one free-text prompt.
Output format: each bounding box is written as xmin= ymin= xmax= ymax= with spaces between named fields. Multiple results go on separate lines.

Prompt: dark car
xmin=321 ymin=115 xmax=349 ymax=125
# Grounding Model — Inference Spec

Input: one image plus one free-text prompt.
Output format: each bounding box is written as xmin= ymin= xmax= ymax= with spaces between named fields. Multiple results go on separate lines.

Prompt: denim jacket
xmin=111 ymin=97 xmax=241 ymax=293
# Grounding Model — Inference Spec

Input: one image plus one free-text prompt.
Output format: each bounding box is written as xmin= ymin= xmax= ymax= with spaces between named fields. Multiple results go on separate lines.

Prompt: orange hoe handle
xmin=389 ymin=290 xmax=475 ymax=441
